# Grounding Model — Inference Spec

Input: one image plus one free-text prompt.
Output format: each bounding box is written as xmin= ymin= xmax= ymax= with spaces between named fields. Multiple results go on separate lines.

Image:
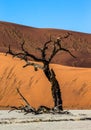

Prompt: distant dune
xmin=0 ymin=21 xmax=91 ymax=67
xmin=0 ymin=53 xmax=91 ymax=109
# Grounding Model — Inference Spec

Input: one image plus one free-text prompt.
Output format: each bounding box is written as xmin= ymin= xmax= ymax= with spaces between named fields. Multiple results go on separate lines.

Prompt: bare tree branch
xmin=23 ymin=61 xmax=44 ymax=71
xmin=16 ymin=88 xmax=37 ymax=114
xmin=6 ymin=44 xmax=28 ymax=60
xmin=60 ymin=48 xmax=76 ymax=58
xmin=17 ymin=88 xmax=30 ymax=106
xmin=20 ymin=42 xmax=46 ymax=62
xmin=6 ymin=45 xmax=15 ymax=56
xmin=48 ymin=34 xmax=76 ymax=62
xmin=6 ymin=43 xmax=45 ymax=62
xmin=58 ymin=32 xmax=71 ymax=40
xmin=37 ymin=35 xmax=52 ymax=61
xmin=6 ymin=34 xmax=75 ymax=66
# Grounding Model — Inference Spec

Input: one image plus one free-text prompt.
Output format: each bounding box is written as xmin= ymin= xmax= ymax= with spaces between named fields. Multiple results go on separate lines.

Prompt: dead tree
xmin=6 ymin=32 xmax=76 ymax=112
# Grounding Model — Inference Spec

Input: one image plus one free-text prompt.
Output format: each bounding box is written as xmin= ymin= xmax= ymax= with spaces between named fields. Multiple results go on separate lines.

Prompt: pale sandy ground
xmin=0 ymin=53 xmax=91 ymax=109
xmin=0 ymin=110 xmax=91 ymax=130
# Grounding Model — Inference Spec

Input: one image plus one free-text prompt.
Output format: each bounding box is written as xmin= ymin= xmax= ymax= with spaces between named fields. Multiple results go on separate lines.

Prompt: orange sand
xmin=0 ymin=53 xmax=91 ymax=109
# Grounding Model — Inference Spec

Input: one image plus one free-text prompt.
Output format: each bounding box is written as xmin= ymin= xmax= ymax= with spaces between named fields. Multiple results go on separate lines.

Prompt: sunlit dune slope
xmin=0 ymin=53 xmax=91 ymax=109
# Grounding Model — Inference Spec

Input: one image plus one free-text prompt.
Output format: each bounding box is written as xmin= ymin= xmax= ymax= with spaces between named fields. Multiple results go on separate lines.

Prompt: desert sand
xmin=0 ymin=21 xmax=91 ymax=68
xmin=0 ymin=53 xmax=91 ymax=109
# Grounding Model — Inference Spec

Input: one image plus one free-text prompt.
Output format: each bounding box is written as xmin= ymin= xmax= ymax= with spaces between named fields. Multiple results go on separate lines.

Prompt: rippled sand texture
xmin=0 ymin=54 xmax=91 ymax=109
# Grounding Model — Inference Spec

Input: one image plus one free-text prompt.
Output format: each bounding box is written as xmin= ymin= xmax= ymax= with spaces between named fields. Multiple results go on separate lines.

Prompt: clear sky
xmin=0 ymin=0 xmax=91 ymax=33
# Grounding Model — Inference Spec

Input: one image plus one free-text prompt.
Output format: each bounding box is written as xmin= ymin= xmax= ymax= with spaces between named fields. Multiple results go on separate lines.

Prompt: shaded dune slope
xmin=0 ymin=54 xmax=91 ymax=109
xmin=0 ymin=21 xmax=91 ymax=67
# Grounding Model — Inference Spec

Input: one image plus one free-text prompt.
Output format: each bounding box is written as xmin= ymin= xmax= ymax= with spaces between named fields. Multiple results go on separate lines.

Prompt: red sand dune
xmin=0 ymin=21 xmax=91 ymax=67
xmin=0 ymin=53 xmax=91 ymax=109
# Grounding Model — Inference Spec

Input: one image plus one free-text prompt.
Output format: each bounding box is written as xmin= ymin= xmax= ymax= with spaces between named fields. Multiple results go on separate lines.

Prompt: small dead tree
xmin=6 ymin=32 xmax=76 ymax=113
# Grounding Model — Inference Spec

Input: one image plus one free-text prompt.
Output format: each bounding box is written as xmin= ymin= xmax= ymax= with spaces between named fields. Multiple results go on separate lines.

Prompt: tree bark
xmin=43 ymin=63 xmax=63 ymax=111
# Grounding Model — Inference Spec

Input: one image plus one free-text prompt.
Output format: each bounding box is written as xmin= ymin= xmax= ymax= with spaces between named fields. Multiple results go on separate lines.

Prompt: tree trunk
xmin=43 ymin=64 xmax=63 ymax=111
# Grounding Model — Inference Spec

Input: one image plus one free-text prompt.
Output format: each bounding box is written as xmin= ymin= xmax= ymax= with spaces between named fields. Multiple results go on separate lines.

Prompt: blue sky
xmin=0 ymin=0 xmax=91 ymax=33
